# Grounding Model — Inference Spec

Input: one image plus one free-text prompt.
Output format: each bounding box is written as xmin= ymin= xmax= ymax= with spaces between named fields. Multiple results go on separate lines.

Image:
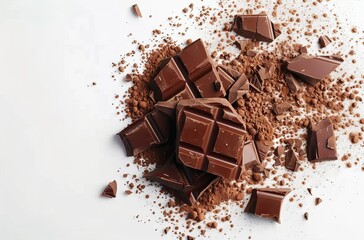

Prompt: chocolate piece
xmin=255 ymin=140 xmax=272 ymax=162
xmin=258 ymin=64 xmax=275 ymax=81
xmin=176 ymin=98 xmax=247 ymax=180
xmin=118 ymin=102 xmax=177 ymax=156
xmin=218 ymin=65 xmax=241 ymax=80
xmin=145 ymin=155 xmax=218 ymax=205
xmin=304 ymin=212 xmax=309 ymax=220
xmin=315 ymin=197 xmax=322 ymax=206
xmin=235 ymin=40 xmax=249 ymax=51
xmin=307 ymin=118 xmax=337 ymax=161
xmin=318 ymin=35 xmax=332 ymax=48
xmin=151 ymin=39 xmax=225 ymax=101
xmin=228 ymin=74 xmax=249 ymax=103
xmin=272 ymin=102 xmax=291 ymax=115
xmin=243 ymin=140 xmax=261 ymax=170
xmin=245 ymin=188 xmax=291 ymax=223
xmin=307 ymin=188 xmax=312 ymax=195
xmin=102 ymin=180 xmax=117 ymax=198
xmin=233 ymin=14 xmax=280 ymax=42
xmin=132 ymin=4 xmax=142 ymax=17
xmin=217 ymin=66 xmax=235 ymax=91
xmin=274 ymin=146 xmax=284 ymax=158
xmin=284 ymin=72 xmax=302 ymax=94
xmin=249 ymin=75 xmax=263 ymax=92
xmin=285 ymin=149 xmax=301 ymax=171
xmin=287 ymin=54 xmax=343 ymax=85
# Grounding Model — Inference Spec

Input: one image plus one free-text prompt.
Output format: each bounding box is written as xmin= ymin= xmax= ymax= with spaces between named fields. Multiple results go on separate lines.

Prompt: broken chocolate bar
xmin=150 ymin=39 xmax=225 ymax=101
xmin=102 ymin=180 xmax=117 ymax=198
xmin=307 ymin=118 xmax=337 ymax=161
xmin=176 ymin=98 xmax=247 ymax=180
xmin=118 ymin=101 xmax=177 ymax=156
xmin=245 ymin=188 xmax=291 ymax=223
xmin=145 ymin=155 xmax=218 ymax=205
xmin=228 ymin=73 xmax=249 ymax=104
xmin=287 ymin=54 xmax=343 ymax=85
xmin=233 ymin=13 xmax=281 ymax=42
xmin=285 ymin=149 xmax=301 ymax=171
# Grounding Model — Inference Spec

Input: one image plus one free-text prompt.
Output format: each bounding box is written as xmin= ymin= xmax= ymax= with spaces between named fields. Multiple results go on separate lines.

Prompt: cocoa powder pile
xmin=109 ymin=0 xmax=364 ymax=239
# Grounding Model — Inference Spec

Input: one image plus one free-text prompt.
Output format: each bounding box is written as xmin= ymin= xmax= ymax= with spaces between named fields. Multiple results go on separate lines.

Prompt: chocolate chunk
xmin=132 ymin=4 xmax=142 ymax=17
xmin=285 ymin=149 xmax=301 ymax=171
xmin=255 ymin=140 xmax=272 ymax=162
xmin=218 ymin=65 xmax=241 ymax=80
xmin=304 ymin=212 xmax=309 ymax=220
xmin=274 ymin=146 xmax=284 ymax=158
xmin=118 ymin=102 xmax=177 ymax=156
xmin=307 ymin=188 xmax=313 ymax=195
xmin=300 ymin=46 xmax=308 ymax=54
xmin=145 ymin=155 xmax=218 ymax=205
xmin=176 ymin=98 xmax=247 ymax=180
xmin=258 ymin=64 xmax=275 ymax=81
xmin=253 ymin=162 xmax=267 ymax=173
xmin=249 ymin=75 xmax=263 ymax=92
xmin=318 ymin=35 xmax=332 ymax=48
xmin=151 ymin=39 xmax=225 ymax=101
xmin=315 ymin=197 xmax=322 ymax=206
xmin=102 ymin=180 xmax=117 ymax=198
xmin=228 ymin=74 xmax=249 ymax=103
xmin=307 ymin=118 xmax=337 ymax=161
xmin=244 ymin=188 xmax=291 ymax=223
xmin=284 ymin=73 xmax=302 ymax=93
xmin=243 ymin=140 xmax=261 ymax=170
xmin=272 ymin=102 xmax=291 ymax=115
xmin=233 ymin=13 xmax=280 ymax=42
xmin=287 ymin=54 xmax=343 ymax=85
xmin=217 ymin=66 xmax=235 ymax=90
xmin=235 ymin=40 xmax=249 ymax=51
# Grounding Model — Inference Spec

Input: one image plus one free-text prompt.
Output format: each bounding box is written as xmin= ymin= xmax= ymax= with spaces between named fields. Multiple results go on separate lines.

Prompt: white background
xmin=1 ymin=0 xmax=364 ymax=239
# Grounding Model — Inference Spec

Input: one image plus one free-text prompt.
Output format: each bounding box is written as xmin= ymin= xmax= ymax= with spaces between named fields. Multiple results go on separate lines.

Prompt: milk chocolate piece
xmin=243 ymin=141 xmax=261 ymax=169
xmin=318 ymin=35 xmax=332 ymax=48
xmin=272 ymin=102 xmax=291 ymax=115
xmin=307 ymin=118 xmax=337 ymax=161
xmin=285 ymin=149 xmax=301 ymax=171
xmin=287 ymin=54 xmax=343 ymax=85
xmin=284 ymin=72 xmax=302 ymax=94
xmin=118 ymin=101 xmax=177 ymax=156
xmin=145 ymin=155 xmax=218 ymax=205
xmin=245 ymin=188 xmax=291 ymax=223
xmin=249 ymin=75 xmax=263 ymax=92
xmin=255 ymin=140 xmax=272 ymax=162
xmin=233 ymin=14 xmax=280 ymax=42
xmin=176 ymin=98 xmax=247 ymax=180
xmin=132 ymin=4 xmax=142 ymax=17
xmin=228 ymin=74 xmax=249 ymax=103
xmin=217 ymin=65 xmax=241 ymax=80
xmin=102 ymin=180 xmax=117 ymax=198
xmin=217 ymin=66 xmax=235 ymax=91
xmin=151 ymin=39 xmax=225 ymax=101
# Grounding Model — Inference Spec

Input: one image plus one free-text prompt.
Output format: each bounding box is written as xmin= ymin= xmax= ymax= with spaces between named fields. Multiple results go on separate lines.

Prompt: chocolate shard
xmin=150 ymin=39 xmax=225 ymax=101
xmin=118 ymin=104 xmax=176 ymax=156
xmin=249 ymin=75 xmax=263 ymax=92
xmin=284 ymin=72 xmax=302 ymax=94
xmin=176 ymin=98 xmax=247 ymax=180
xmin=217 ymin=64 xmax=241 ymax=80
xmin=272 ymin=102 xmax=291 ymax=115
xmin=102 ymin=180 xmax=117 ymax=198
xmin=242 ymin=140 xmax=261 ymax=170
xmin=217 ymin=66 xmax=235 ymax=91
xmin=228 ymin=74 xmax=249 ymax=104
xmin=307 ymin=118 xmax=337 ymax=161
xmin=287 ymin=54 xmax=343 ymax=85
xmin=318 ymin=35 xmax=332 ymax=48
xmin=132 ymin=4 xmax=142 ymax=18
xmin=258 ymin=63 xmax=275 ymax=81
xmin=285 ymin=149 xmax=301 ymax=171
xmin=145 ymin=155 xmax=219 ymax=205
xmin=235 ymin=40 xmax=249 ymax=51
xmin=254 ymin=140 xmax=272 ymax=162
xmin=233 ymin=13 xmax=280 ymax=42
xmin=244 ymin=188 xmax=291 ymax=223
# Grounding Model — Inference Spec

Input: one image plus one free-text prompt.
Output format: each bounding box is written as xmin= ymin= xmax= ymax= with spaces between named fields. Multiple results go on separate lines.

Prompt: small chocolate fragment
xmin=318 ymin=35 xmax=332 ymax=48
xmin=244 ymin=188 xmax=291 ymax=223
xmin=243 ymin=140 xmax=262 ymax=170
xmin=307 ymin=118 xmax=337 ymax=161
xmin=249 ymin=75 xmax=263 ymax=92
xmin=304 ymin=212 xmax=309 ymax=220
xmin=272 ymin=102 xmax=291 ymax=115
xmin=228 ymin=74 xmax=249 ymax=103
xmin=102 ymin=180 xmax=117 ymax=198
xmin=285 ymin=149 xmax=301 ymax=171
xmin=284 ymin=72 xmax=302 ymax=94
xmin=255 ymin=140 xmax=272 ymax=162
xmin=125 ymin=74 xmax=133 ymax=82
xmin=233 ymin=13 xmax=280 ymax=42
xmin=132 ymin=4 xmax=142 ymax=17
xmin=145 ymin=155 xmax=218 ymax=205
xmin=315 ymin=197 xmax=322 ymax=206
xmin=307 ymin=188 xmax=313 ymax=195
xmin=118 ymin=102 xmax=177 ymax=156
xmin=287 ymin=54 xmax=343 ymax=85
xmin=176 ymin=98 xmax=247 ymax=180
xmin=235 ymin=40 xmax=249 ymax=51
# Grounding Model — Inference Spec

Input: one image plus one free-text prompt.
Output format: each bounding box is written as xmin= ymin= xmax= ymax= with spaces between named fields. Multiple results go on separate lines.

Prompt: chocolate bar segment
xmin=176 ymin=98 xmax=247 ymax=180
xmin=287 ymin=54 xmax=343 ymax=85
xmin=233 ymin=14 xmax=280 ymax=42
xmin=307 ymin=118 xmax=337 ymax=161
xmin=118 ymin=101 xmax=177 ymax=156
xmin=245 ymin=188 xmax=291 ymax=223
xmin=145 ymin=155 xmax=219 ymax=205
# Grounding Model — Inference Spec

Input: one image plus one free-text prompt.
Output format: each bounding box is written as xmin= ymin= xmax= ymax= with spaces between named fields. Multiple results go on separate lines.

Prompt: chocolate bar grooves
xmin=146 ymin=113 xmax=166 ymax=143
xmin=174 ymin=56 xmax=202 ymax=98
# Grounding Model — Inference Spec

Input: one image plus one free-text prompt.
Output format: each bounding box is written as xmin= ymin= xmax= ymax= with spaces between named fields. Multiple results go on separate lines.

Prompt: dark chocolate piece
xmin=307 ymin=118 xmax=337 ymax=161
xmin=307 ymin=188 xmax=312 ymax=195
xmin=304 ymin=212 xmax=309 ymax=220
xmin=287 ymin=54 xmax=343 ymax=85
xmin=228 ymin=74 xmax=249 ymax=103
xmin=145 ymin=155 xmax=218 ymax=205
xmin=272 ymin=102 xmax=291 ymax=115
xmin=118 ymin=102 xmax=177 ymax=156
xmin=285 ymin=149 xmax=301 ymax=171
xmin=284 ymin=72 xmax=302 ymax=94
xmin=151 ymin=39 xmax=225 ymax=101
xmin=258 ymin=64 xmax=275 ymax=81
xmin=244 ymin=188 xmax=291 ymax=223
xmin=318 ymin=35 xmax=332 ymax=48
xmin=233 ymin=14 xmax=280 ymax=42
xmin=132 ymin=4 xmax=142 ymax=17
xmin=315 ymin=197 xmax=322 ymax=206
xmin=176 ymin=98 xmax=247 ymax=180
xmin=102 ymin=180 xmax=117 ymax=198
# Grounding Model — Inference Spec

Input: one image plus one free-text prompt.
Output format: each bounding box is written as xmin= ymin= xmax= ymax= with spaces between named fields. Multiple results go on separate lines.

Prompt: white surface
xmin=0 ymin=0 xmax=364 ymax=239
